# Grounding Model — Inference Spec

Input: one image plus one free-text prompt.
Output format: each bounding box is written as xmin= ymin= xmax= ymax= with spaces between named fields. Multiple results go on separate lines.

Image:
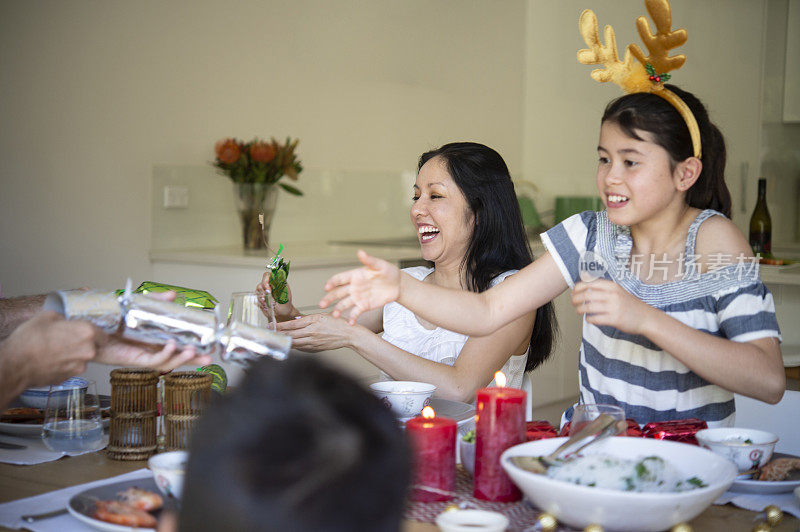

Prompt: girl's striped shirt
xmin=540 ymin=209 xmax=781 ymax=427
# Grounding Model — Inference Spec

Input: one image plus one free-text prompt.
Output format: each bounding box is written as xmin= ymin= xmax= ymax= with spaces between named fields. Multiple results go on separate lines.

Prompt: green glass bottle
xmin=749 ymin=178 xmax=772 ymax=257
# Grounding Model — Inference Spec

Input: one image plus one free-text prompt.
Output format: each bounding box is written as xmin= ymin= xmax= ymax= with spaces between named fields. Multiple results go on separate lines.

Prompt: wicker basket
xmin=162 ymin=371 xmax=212 ymax=451
xmin=107 ymin=368 xmax=159 ymax=461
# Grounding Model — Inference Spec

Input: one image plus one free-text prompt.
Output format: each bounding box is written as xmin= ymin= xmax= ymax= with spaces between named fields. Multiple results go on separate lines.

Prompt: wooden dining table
xmin=0 ymin=451 xmax=797 ymax=532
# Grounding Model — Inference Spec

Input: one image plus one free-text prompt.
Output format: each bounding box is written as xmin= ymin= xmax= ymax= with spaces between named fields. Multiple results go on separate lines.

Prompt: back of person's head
xmin=601 ymin=85 xmax=731 ymax=217
xmin=179 ymin=356 xmax=410 ymax=532
xmin=418 ymin=142 xmax=557 ymax=372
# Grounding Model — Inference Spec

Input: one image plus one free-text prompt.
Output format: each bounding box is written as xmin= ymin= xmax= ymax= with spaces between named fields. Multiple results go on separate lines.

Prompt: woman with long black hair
xmin=257 ymin=142 xmax=557 ymax=402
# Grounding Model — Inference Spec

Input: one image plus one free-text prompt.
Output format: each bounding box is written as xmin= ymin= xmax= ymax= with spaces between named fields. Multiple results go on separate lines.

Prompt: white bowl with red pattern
xmin=148 ymin=450 xmax=188 ymax=500
xmin=696 ymin=427 xmax=778 ymax=472
xmin=369 ymin=381 xmax=436 ymax=418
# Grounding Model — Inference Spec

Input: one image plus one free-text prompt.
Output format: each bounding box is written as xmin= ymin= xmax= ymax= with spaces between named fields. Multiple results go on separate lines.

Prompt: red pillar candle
xmin=405 ymin=406 xmax=457 ymax=502
xmin=473 ymin=372 xmax=526 ymax=501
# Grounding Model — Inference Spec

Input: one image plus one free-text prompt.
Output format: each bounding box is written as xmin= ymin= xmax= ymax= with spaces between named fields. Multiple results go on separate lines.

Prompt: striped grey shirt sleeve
xmin=715 ymin=282 xmax=781 ymax=343
xmin=540 ymin=211 xmax=597 ymax=288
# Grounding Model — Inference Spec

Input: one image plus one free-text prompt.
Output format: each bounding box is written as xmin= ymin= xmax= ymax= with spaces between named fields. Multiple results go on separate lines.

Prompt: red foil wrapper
xmin=624 ymin=419 xmax=644 ymax=438
xmin=559 ymin=419 xmax=643 ymax=437
xmin=642 ymin=418 xmax=708 ymax=445
xmin=525 ymin=420 xmax=558 ymax=441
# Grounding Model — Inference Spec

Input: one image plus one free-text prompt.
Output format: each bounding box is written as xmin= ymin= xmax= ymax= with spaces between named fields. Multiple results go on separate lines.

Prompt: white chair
xmin=522 ymin=372 xmax=533 ymax=421
xmin=734 ymin=390 xmax=800 ymax=455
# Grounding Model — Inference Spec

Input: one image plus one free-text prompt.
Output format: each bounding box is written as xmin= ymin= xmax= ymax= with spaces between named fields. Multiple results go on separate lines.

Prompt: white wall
xmin=522 ymin=0 xmax=766 ymax=233
xmin=761 ymin=0 xmax=800 ymax=246
xmin=0 ymin=0 xmax=526 ymax=297
xmin=0 ymin=0 xmax=777 ymax=296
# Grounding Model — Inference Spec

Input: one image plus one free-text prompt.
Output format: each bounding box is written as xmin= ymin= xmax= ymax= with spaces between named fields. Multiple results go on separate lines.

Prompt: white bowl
xmin=369 ymin=381 xmax=436 ymax=418
xmin=795 ymin=485 xmax=800 ymax=505
xmin=435 ymin=509 xmax=509 ymax=532
xmin=148 ymin=450 xmax=188 ymax=500
xmin=696 ymin=427 xmax=778 ymax=472
xmin=501 ymin=437 xmax=738 ymax=531
xmin=19 ymin=377 xmax=88 ymax=409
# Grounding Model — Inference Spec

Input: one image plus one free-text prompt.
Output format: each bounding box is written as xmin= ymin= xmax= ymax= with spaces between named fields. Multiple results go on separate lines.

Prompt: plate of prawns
xmin=68 ymin=478 xmax=170 ymax=531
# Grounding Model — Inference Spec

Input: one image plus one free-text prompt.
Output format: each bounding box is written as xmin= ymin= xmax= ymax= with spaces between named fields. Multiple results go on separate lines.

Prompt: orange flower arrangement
xmin=213 ymin=137 xmax=302 ymax=195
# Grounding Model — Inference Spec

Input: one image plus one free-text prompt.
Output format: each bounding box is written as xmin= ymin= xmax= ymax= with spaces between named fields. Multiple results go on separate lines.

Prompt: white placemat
xmin=0 ymin=468 xmax=151 ymax=531
xmin=714 ymin=489 xmax=800 ymax=519
xmin=0 ymin=435 xmax=107 ymax=465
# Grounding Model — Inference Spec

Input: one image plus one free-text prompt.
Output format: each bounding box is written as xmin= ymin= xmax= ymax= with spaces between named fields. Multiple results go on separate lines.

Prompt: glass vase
xmin=234 ymin=183 xmax=278 ymax=250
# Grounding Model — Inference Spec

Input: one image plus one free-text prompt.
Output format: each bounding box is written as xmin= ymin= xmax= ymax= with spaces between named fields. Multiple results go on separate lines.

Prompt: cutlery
xmin=509 ymin=413 xmax=625 ymax=474
xmin=21 ymin=508 xmax=68 ymax=522
xmin=0 ymin=440 xmax=27 ymax=450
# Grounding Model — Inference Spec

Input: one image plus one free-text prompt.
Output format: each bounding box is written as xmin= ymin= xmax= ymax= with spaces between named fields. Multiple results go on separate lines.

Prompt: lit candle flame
xmin=494 ymin=371 xmax=506 ymax=388
xmin=422 ymin=406 xmax=435 ymax=419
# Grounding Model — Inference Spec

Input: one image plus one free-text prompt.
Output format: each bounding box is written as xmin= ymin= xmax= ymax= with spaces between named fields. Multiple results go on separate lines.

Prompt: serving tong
xmin=510 ymin=413 xmax=627 ymax=474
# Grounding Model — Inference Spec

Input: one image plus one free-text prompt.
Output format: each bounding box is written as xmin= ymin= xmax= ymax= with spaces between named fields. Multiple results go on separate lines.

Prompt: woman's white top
xmin=380 ymin=266 xmax=528 ymax=390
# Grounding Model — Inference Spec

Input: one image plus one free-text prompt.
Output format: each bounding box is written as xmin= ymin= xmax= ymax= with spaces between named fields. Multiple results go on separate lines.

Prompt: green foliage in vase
xmin=213 ymin=137 xmax=303 ymax=196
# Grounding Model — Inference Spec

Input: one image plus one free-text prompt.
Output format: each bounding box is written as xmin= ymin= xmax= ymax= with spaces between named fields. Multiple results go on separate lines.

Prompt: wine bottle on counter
xmin=749 ymin=178 xmax=772 ymax=257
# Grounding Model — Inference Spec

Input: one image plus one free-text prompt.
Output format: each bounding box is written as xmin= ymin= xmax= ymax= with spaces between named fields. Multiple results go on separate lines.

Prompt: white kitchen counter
xmin=149 ymin=241 xmax=425 ymax=270
xmin=761 ymin=263 xmax=800 ymax=286
xmin=150 ymin=245 xmax=800 ymax=284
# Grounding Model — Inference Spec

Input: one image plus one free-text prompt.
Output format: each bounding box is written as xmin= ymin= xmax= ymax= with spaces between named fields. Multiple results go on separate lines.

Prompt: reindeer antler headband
xmin=577 ymin=0 xmax=701 ymax=157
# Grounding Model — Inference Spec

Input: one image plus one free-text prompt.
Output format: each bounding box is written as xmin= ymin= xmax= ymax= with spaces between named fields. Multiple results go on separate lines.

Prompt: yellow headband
xmin=577 ymin=0 xmax=701 ymax=158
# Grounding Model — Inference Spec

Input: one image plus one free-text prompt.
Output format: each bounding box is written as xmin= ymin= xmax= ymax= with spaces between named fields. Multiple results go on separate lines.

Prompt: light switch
xmin=163 ymin=185 xmax=189 ymax=209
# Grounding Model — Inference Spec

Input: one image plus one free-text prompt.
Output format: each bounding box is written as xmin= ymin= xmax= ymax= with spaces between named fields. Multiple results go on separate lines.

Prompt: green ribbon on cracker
xmin=197 ymin=364 xmax=227 ymax=394
xmin=267 ymin=244 xmax=290 ymax=304
xmin=114 ymin=281 xmax=218 ymax=310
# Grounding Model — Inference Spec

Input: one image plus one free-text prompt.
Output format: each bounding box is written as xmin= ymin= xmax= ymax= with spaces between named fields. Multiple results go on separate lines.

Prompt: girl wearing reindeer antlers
xmin=318 ymin=0 xmax=784 ymax=427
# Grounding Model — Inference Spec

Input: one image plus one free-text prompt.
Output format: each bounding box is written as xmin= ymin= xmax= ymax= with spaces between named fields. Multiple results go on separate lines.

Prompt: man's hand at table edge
xmin=0 ymin=290 xmax=212 ymax=410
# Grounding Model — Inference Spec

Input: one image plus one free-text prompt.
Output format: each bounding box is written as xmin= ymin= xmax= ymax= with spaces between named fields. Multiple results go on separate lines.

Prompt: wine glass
xmin=569 ymin=403 xmax=626 ymax=437
xmin=42 ymin=379 xmax=105 ymax=454
xmin=228 ymin=291 xmax=275 ymax=330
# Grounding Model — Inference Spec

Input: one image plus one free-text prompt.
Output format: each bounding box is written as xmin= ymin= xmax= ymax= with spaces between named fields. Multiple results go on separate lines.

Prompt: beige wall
xmin=0 ymin=0 xmax=526 ymax=297
xmin=761 ymin=0 xmax=800 ymax=246
xmin=522 ymin=0 xmax=766 ymax=232
xmin=0 ymin=0 xmax=772 ymax=297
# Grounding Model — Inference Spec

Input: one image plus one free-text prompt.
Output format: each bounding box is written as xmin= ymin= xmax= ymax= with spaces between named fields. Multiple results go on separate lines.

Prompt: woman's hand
xmin=94 ymin=290 xmax=211 ymax=373
xmin=95 ymin=290 xmax=212 ymax=370
xmin=571 ymin=280 xmax=654 ymax=335
xmin=256 ymin=272 xmax=300 ymax=322
xmin=96 ymin=337 xmax=211 ymax=372
xmin=275 ymin=313 xmax=360 ymax=352
xmin=319 ymin=250 xmax=401 ymax=324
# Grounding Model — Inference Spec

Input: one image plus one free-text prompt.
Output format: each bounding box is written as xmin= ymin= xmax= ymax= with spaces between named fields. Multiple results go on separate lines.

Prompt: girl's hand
xmin=319 ymin=250 xmax=400 ymax=324
xmin=275 ymin=313 xmax=357 ymax=352
xmin=571 ymin=280 xmax=653 ymax=335
xmin=256 ymin=273 xmax=299 ymax=321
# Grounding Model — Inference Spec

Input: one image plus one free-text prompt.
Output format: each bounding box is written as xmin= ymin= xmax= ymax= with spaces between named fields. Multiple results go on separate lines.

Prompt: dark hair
xmin=179 ymin=357 xmax=410 ymax=532
xmin=418 ymin=142 xmax=557 ymax=372
xmin=601 ymin=84 xmax=731 ymax=217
